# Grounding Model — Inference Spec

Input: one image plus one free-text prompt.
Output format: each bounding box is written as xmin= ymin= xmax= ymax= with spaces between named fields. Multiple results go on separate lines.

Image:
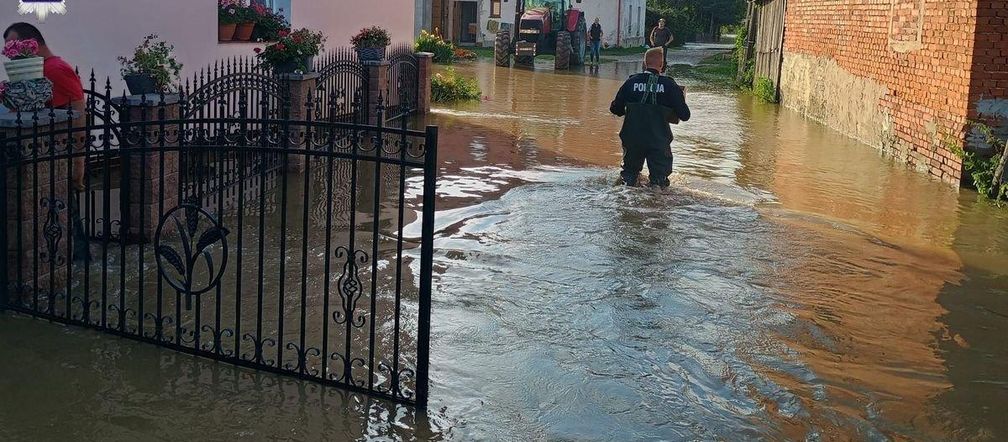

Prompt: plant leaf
xmin=156 ymin=245 xmax=185 ymax=276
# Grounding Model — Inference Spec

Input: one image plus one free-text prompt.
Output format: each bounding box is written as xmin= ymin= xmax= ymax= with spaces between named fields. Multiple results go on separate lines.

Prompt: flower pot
xmin=3 ymin=57 xmax=45 ymax=82
xmin=355 ymin=46 xmax=387 ymax=62
xmin=124 ymin=73 xmax=159 ymax=96
xmin=274 ymin=56 xmax=315 ymax=75
xmin=1 ymin=78 xmax=53 ymax=112
xmin=218 ymin=23 xmax=237 ymax=41
xmin=235 ymin=22 xmax=256 ymax=41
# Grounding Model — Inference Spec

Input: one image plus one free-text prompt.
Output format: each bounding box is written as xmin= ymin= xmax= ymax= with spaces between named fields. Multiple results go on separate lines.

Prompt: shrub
xmin=955 ymin=123 xmax=1008 ymax=202
xmin=351 ymin=26 xmax=391 ymax=49
xmin=431 ymin=68 xmax=481 ymax=103
xmin=415 ymin=29 xmax=455 ymax=64
xmin=753 ymin=76 xmax=777 ymax=103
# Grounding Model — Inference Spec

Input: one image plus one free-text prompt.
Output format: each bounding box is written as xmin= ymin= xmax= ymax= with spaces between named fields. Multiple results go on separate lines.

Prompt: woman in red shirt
xmin=3 ymin=22 xmax=85 ymax=112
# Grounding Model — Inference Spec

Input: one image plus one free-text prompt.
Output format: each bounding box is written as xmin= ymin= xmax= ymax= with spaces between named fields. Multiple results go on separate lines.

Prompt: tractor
xmin=494 ymin=0 xmax=587 ymax=70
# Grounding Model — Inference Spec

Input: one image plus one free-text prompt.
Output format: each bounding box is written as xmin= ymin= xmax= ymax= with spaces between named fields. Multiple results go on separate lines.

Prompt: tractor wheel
xmin=555 ymin=31 xmax=572 ymax=70
xmin=515 ymin=55 xmax=534 ymax=66
xmin=494 ymin=30 xmax=511 ymax=67
xmin=570 ymin=16 xmax=587 ymax=66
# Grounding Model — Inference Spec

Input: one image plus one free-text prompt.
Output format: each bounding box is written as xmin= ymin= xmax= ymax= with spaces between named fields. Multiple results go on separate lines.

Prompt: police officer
xmin=609 ymin=47 xmax=690 ymax=188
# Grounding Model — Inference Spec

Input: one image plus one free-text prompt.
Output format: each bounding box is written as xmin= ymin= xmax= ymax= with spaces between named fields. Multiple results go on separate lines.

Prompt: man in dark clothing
xmin=588 ymin=18 xmax=603 ymax=65
xmin=609 ymin=48 xmax=690 ymax=188
xmin=649 ymin=18 xmax=673 ymax=73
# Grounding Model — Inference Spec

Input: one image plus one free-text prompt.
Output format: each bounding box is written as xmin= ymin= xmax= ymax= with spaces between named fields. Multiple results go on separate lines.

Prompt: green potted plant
xmin=218 ymin=0 xmax=242 ymax=41
xmin=3 ymin=38 xmax=44 ymax=82
xmin=251 ymin=3 xmax=289 ymax=42
xmin=351 ymin=26 xmax=391 ymax=62
xmin=118 ymin=35 xmax=183 ymax=96
xmin=254 ymin=28 xmax=325 ymax=74
xmin=234 ymin=4 xmax=256 ymax=41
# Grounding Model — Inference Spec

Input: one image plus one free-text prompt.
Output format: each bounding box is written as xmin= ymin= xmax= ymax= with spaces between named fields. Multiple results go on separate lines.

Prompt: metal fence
xmin=0 ymin=65 xmax=437 ymax=407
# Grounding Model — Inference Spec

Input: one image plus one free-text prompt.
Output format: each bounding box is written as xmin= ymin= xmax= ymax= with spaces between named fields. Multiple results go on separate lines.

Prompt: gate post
xmin=0 ymin=128 xmax=7 ymax=311
xmin=280 ymin=73 xmax=319 ymax=173
xmin=416 ymin=52 xmax=434 ymax=115
xmin=364 ymin=60 xmax=390 ymax=125
xmin=116 ymin=94 xmax=181 ymax=242
xmin=416 ymin=125 xmax=438 ymax=408
xmin=1 ymin=110 xmax=74 ymax=299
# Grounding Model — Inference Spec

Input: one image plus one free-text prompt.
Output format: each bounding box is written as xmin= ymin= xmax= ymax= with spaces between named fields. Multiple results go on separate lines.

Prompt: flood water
xmin=3 ymin=46 xmax=1008 ymax=441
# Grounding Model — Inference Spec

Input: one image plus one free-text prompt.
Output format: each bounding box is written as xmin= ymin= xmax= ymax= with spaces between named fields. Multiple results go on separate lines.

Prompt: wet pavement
xmin=2 ymin=44 xmax=1007 ymax=441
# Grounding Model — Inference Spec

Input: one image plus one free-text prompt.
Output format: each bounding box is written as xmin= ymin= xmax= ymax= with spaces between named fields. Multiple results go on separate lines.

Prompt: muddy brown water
xmin=2 ymin=47 xmax=1007 ymax=441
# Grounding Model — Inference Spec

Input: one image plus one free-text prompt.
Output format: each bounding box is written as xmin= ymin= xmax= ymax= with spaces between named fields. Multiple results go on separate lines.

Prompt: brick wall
xmin=780 ymin=0 xmax=991 ymax=184
xmin=968 ymin=1 xmax=1008 ymax=121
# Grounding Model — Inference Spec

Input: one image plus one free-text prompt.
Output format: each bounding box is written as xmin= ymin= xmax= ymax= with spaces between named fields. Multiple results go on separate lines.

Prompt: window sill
xmin=217 ymin=40 xmax=277 ymax=45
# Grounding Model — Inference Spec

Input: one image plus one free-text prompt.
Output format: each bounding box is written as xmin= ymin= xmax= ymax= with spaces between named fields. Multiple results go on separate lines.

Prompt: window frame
xmin=490 ymin=0 xmax=502 ymax=19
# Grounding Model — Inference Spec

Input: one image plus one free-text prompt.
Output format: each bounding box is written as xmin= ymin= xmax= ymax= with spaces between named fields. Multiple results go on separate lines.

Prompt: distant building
xmin=421 ymin=0 xmax=647 ymax=48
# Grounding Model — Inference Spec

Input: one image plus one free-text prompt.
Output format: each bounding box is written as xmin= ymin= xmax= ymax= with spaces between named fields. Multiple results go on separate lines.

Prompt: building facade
xmin=423 ymin=0 xmax=646 ymax=48
xmin=0 ymin=0 xmax=417 ymax=89
xmin=768 ymin=0 xmax=1007 ymax=185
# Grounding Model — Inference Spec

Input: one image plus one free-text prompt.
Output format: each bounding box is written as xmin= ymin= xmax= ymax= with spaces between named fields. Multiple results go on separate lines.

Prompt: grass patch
xmin=470 ymin=46 xmax=494 ymax=59
xmin=752 ymin=76 xmax=778 ymax=103
xmin=666 ymin=53 xmax=738 ymax=88
xmin=432 ymin=67 xmax=481 ymax=103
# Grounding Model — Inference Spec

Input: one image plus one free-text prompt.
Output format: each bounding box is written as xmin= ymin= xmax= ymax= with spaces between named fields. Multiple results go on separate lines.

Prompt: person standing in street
xmin=609 ymin=48 xmax=690 ymax=188
xmin=589 ymin=18 xmax=603 ymax=66
xmin=649 ymin=18 xmax=673 ymax=73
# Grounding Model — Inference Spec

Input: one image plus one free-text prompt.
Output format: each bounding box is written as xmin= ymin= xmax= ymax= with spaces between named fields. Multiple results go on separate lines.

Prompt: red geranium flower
xmin=275 ymin=43 xmax=286 ymax=51
xmin=278 ymin=29 xmax=290 ymax=38
xmin=254 ymin=47 xmax=262 ymax=54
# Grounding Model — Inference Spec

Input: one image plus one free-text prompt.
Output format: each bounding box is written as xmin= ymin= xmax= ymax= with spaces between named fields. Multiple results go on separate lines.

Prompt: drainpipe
xmin=616 ymin=0 xmax=623 ymax=47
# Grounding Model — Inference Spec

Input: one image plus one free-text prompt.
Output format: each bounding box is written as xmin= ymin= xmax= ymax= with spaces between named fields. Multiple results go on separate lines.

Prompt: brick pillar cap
xmin=417 ymin=52 xmax=435 ymax=58
xmin=113 ymin=94 xmax=181 ymax=106
xmin=278 ymin=72 xmax=320 ymax=81
xmin=0 ymin=109 xmax=73 ymax=127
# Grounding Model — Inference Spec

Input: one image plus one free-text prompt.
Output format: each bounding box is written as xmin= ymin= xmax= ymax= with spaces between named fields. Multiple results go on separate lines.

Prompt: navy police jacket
xmin=610 ymin=69 xmax=690 ymax=147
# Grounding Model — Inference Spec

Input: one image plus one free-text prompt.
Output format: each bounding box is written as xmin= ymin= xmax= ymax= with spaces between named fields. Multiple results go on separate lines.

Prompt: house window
xmin=490 ymin=0 xmax=502 ymax=18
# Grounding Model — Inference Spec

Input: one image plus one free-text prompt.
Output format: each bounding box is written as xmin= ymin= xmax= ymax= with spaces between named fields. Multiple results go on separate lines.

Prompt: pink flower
xmin=254 ymin=47 xmax=262 ymax=54
xmin=2 ymin=39 xmax=39 ymax=60
xmin=278 ymin=29 xmax=290 ymax=38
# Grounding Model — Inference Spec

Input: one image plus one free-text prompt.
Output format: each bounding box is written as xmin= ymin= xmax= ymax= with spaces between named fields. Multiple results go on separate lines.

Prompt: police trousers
xmin=621 ymin=144 xmax=673 ymax=187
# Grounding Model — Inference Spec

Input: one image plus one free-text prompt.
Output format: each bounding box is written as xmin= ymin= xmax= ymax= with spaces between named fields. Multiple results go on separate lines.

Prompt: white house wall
xmin=0 ymin=0 xmax=416 ymax=89
xmin=470 ymin=0 xmax=646 ymax=48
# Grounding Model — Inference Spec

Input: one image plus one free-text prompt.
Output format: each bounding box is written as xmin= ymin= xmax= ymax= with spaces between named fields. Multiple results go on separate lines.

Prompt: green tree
xmin=646 ymin=0 xmax=746 ymax=44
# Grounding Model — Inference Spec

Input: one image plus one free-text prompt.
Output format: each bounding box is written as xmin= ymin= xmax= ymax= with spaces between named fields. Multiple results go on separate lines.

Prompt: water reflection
xmin=2 ymin=53 xmax=1007 ymax=440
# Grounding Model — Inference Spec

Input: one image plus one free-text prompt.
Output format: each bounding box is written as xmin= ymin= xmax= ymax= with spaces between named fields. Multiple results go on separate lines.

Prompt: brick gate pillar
xmin=416 ymin=52 xmax=434 ymax=115
xmin=2 ymin=110 xmax=74 ymax=301
xmin=365 ymin=60 xmax=390 ymax=125
xmin=280 ymin=73 xmax=319 ymax=173
xmin=117 ymin=95 xmax=181 ymax=242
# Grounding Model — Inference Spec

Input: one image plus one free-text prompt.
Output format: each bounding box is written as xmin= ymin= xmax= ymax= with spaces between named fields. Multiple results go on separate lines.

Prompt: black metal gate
xmin=0 ymin=72 xmax=438 ymax=407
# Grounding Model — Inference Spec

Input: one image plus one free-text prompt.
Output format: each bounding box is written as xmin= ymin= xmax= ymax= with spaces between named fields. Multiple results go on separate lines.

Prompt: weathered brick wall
xmin=968 ymin=1 xmax=1008 ymax=148
xmin=780 ymin=0 xmax=986 ymax=184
